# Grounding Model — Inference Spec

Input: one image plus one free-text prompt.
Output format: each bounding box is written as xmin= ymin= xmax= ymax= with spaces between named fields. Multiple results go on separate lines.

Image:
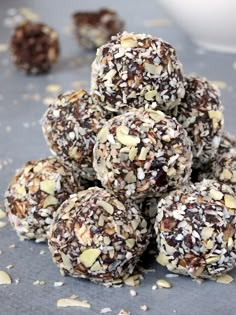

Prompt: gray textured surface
xmin=0 ymin=1 xmax=236 ymax=314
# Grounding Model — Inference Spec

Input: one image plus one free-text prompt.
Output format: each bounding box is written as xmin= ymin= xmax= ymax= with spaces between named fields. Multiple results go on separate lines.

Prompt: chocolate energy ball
xmin=42 ymin=89 xmax=107 ymax=180
xmin=212 ymin=151 xmax=236 ymax=192
xmin=192 ymin=131 xmax=236 ymax=183
xmin=93 ymin=110 xmax=192 ymax=201
xmin=73 ymin=8 xmax=124 ymax=49
xmin=91 ymin=32 xmax=185 ymax=114
xmin=4 ymin=157 xmax=80 ymax=242
xmin=10 ymin=20 xmax=59 ymax=74
xmin=171 ymin=76 xmax=224 ymax=168
xmin=48 ymin=187 xmax=149 ymax=284
xmin=217 ymin=131 xmax=236 ymax=155
xmin=155 ymin=180 xmax=236 ymax=279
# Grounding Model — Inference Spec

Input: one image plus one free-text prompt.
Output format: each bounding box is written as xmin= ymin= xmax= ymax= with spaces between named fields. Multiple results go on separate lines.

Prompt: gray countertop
xmin=0 ymin=1 xmax=236 ymax=314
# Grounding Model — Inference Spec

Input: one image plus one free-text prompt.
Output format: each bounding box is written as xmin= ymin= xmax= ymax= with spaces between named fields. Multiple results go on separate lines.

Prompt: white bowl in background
xmin=159 ymin=0 xmax=236 ymax=53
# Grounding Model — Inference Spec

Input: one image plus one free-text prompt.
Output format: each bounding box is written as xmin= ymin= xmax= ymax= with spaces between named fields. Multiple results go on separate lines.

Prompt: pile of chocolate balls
xmin=5 ymin=25 xmax=236 ymax=285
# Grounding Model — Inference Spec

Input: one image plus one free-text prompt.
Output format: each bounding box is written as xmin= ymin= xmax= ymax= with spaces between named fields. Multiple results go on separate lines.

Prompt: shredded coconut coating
xmin=42 ymin=89 xmax=107 ymax=180
xmin=91 ymin=32 xmax=185 ymax=114
xmin=48 ymin=187 xmax=149 ymax=284
xmin=93 ymin=109 xmax=192 ymax=201
xmin=171 ymin=76 xmax=224 ymax=168
xmin=4 ymin=157 xmax=80 ymax=242
xmin=155 ymin=180 xmax=236 ymax=279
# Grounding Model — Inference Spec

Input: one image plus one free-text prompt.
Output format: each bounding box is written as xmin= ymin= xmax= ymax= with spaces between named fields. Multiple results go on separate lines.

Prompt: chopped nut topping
xmin=96 ymin=200 xmax=114 ymax=215
xmin=0 ymin=271 xmax=12 ymax=285
xmin=156 ymin=279 xmax=172 ymax=288
xmin=116 ymin=125 xmax=140 ymax=146
xmin=224 ymin=194 xmax=236 ymax=208
xmin=57 ymin=298 xmax=91 ymax=308
xmin=79 ymin=248 xmax=101 ymax=268
xmin=216 ymin=274 xmax=234 ymax=284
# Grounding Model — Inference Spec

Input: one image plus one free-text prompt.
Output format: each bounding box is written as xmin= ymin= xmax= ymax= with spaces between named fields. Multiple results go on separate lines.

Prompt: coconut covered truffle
xmin=4 ymin=157 xmax=80 ymax=242
xmin=73 ymin=9 xmax=124 ymax=49
xmin=91 ymin=32 xmax=185 ymax=114
xmin=212 ymin=151 xmax=236 ymax=192
xmin=171 ymin=76 xmax=224 ymax=168
xmin=217 ymin=131 xmax=236 ymax=155
xmin=93 ymin=110 xmax=192 ymax=201
xmin=48 ymin=187 xmax=149 ymax=284
xmin=192 ymin=131 xmax=236 ymax=183
xmin=42 ymin=89 xmax=107 ymax=180
xmin=155 ymin=180 xmax=236 ymax=279
xmin=10 ymin=21 xmax=59 ymax=74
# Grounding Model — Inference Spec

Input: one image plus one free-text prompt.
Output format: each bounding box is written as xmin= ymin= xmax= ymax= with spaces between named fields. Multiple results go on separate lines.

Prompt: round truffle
xmin=48 ymin=187 xmax=149 ymax=284
xmin=10 ymin=21 xmax=59 ymax=74
xmin=91 ymin=32 xmax=185 ymax=114
xmin=192 ymin=131 xmax=236 ymax=183
xmin=4 ymin=157 xmax=80 ymax=242
xmin=93 ymin=109 xmax=192 ymax=201
xmin=73 ymin=9 xmax=124 ymax=49
xmin=217 ymin=131 xmax=236 ymax=155
xmin=42 ymin=89 xmax=107 ymax=180
xmin=212 ymin=151 xmax=236 ymax=192
xmin=155 ymin=180 xmax=236 ymax=278
xmin=171 ymin=76 xmax=224 ymax=168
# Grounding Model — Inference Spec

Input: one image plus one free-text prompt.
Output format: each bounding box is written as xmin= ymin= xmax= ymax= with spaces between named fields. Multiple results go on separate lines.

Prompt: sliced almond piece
xmin=97 ymin=126 xmax=109 ymax=144
xmin=144 ymin=62 xmax=162 ymax=75
xmin=79 ymin=249 xmax=101 ymax=268
xmin=61 ymin=252 xmax=73 ymax=271
xmin=90 ymin=261 xmax=103 ymax=272
xmin=15 ymin=185 xmax=26 ymax=197
xmin=0 ymin=270 xmax=12 ymax=285
xmin=120 ymin=36 xmax=138 ymax=48
xmin=156 ymin=252 xmax=169 ymax=266
xmin=33 ymin=163 xmax=43 ymax=173
xmin=43 ymin=195 xmax=58 ymax=208
xmin=96 ymin=200 xmax=114 ymax=215
xmin=208 ymin=110 xmax=223 ymax=121
xmin=129 ymin=147 xmax=138 ymax=161
xmin=224 ymin=194 xmax=236 ymax=209
xmin=116 ymin=126 xmax=140 ymax=147
xmin=126 ymin=239 xmax=136 ymax=249
xmin=138 ymin=147 xmax=150 ymax=160
xmin=57 ymin=298 xmax=91 ymax=308
xmin=201 ymin=227 xmax=214 ymax=240
xmin=144 ymin=90 xmax=157 ymax=101
xmin=40 ymin=180 xmax=55 ymax=195
xmin=222 ymin=168 xmax=233 ymax=180
xmin=209 ymin=189 xmax=223 ymax=200
xmin=74 ymin=224 xmax=91 ymax=245
xmin=216 ymin=274 xmax=234 ymax=284
xmin=156 ymin=279 xmax=172 ymax=288
xmin=205 ymin=256 xmax=220 ymax=264
xmin=124 ymin=275 xmax=140 ymax=286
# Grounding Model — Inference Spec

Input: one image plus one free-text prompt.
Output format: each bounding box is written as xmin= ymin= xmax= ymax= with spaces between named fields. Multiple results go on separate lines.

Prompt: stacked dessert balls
xmin=5 ymin=31 xmax=236 ymax=285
